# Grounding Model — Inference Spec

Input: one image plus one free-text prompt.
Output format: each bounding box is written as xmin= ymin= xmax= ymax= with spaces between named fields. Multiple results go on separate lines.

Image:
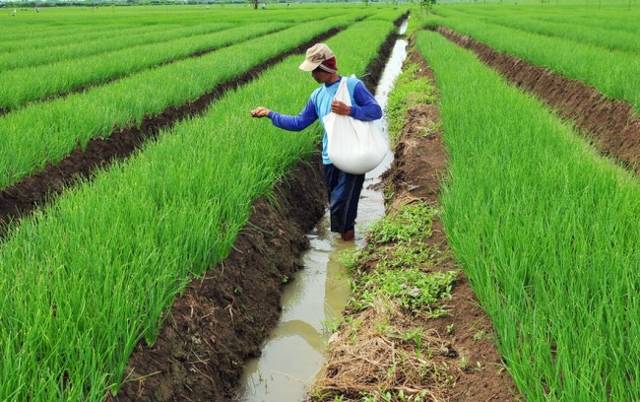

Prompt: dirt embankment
xmin=108 ymin=156 xmax=327 ymax=402
xmin=386 ymin=51 xmax=517 ymax=401
xmin=0 ymin=27 xmax=342 ymax=237
xmin=311 ymin=49 xmax=518 ymax=401
xmin=436 ymin=26 xmax=640 ymax=175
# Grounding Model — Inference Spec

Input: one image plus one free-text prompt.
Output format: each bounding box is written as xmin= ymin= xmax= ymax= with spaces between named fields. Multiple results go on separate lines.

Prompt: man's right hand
xmin=251 ymin=106 xmax=271 ymax=118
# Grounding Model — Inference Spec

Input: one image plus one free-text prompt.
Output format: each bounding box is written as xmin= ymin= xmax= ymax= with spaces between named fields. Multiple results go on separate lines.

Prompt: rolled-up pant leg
xmin=323 ymin=164 xmax=365 ymax=233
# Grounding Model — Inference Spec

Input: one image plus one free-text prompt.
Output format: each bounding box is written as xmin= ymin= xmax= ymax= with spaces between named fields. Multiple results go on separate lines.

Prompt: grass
xmin=349 ymin=202 xmax=455 ymax=315
xmin=0 ymin=15 xmax=402 ymax=401
xmin=385 ymin=61 xmax=435 ymax=146
xmin=0 ymin=14 xmax=362 ymax=190
xmin=417 ymin=29 xmax=640 ymax=401
xmin=368 ymin=202 xmax=437 ymax=243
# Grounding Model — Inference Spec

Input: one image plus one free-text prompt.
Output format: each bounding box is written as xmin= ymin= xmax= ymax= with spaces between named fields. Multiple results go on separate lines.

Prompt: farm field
xmin=410 ymin=3 xmax=640 ymax=401
xmin=4 ymin=2 xmax=640 ymax=402
xmin=0 ymin=5 xmax=405 ymax=401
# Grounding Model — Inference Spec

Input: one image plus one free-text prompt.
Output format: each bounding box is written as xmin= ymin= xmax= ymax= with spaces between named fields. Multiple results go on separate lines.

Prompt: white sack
xmin=323 ymin=77 xmax=389 ymax=175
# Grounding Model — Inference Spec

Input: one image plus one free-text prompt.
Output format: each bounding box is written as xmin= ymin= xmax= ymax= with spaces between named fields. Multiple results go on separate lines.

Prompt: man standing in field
xmin=251 ymin=43 xmax=382 ymax=241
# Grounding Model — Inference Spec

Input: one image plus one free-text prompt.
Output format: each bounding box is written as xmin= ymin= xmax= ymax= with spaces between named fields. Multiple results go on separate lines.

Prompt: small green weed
xmin=473 ymin=329 xmax=488 ymax=342
xmin=355 ymin=267 xmax=457 ymax=314
xmin=368 ymin=202 xmax=437 ymax=244
xmin=420 ymin=120 xmax=442 ymax=137
xmin=386 ymin=61 xmax=436 ymax=145
xmin=377 ymin=243 xmax=433 ymax=270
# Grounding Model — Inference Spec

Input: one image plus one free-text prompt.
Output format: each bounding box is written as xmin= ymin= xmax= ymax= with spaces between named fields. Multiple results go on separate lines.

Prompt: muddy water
xmin=235 ymin=20 xmax=409 ymax=402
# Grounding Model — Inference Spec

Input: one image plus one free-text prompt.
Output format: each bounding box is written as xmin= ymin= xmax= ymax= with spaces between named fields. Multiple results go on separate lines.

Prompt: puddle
xmin=235 ymin=18 xmax=409 ymax=402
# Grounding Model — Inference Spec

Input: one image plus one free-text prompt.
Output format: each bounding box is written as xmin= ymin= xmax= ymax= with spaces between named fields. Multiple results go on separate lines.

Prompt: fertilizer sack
xmin=323 ymin=77 xmax=389 ymax=175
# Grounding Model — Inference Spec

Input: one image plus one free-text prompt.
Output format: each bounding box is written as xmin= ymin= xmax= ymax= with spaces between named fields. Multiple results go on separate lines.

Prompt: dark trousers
xmin=323 ymin=164 xmax=365 ymax=233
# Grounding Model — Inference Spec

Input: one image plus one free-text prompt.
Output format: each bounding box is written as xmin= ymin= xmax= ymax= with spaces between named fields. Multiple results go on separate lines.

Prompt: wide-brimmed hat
xmin=299 ymin=43 xmax=337 ymax=73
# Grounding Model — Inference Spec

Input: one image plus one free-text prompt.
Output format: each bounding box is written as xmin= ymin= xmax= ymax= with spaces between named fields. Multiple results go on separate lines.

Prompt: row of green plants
xmin=423 ymin=13 xmax=640 ymax=112
xmin=435 ymin=6 xmax=640 ymax=53
xmin=0 ymin=14 xmax=360 ymax=189
xmin=0 ymin=7 xmax=347 ymax=56
xmin=0 ymin=22 xmax=292 ymax=109
xmin=0 ymin=5 xmax=347 ymax=45
xmin=417 ymin=30 xmax=640 ymax=401
xmin=534 ymin=12 xmax=640 ymax=34
xmin=437 ymin=4 xmax=640 ymax=33
xmin=0 ymin=16 xmax=401 ymax=402
xmin=0 ymin=22 xmax=235 ymax=71
xmin=0 ymin=23 xmax=175 ymax=53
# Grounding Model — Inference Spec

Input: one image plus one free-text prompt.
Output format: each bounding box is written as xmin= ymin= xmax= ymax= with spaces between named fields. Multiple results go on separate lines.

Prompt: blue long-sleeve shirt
xmin=268 ymin=76 xmax=382 ymax=164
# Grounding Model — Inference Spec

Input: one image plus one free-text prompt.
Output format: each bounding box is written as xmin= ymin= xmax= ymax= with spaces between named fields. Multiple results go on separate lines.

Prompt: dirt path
xmin=310 ymin=50 xmax=518 ymax=402
xmin=0 ymin=27 xmax=342 ymax=238
xmin=436 ymin=26 xmax=640 ymax=176
xmin=387 ymin=52 xmax=517 ymax=401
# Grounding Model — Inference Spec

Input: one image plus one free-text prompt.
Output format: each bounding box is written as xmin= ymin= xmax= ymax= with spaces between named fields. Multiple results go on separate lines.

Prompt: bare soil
xmin=0 ymin=27 xmax=342 ymax=237
xmin=107 ymin=156 xmax=326 ymax=402
xmin=436 ymin=26 xmax=640 ymax=175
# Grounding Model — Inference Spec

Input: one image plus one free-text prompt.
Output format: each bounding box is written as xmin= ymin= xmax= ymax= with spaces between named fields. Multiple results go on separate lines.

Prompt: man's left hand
xmin=331 ymin=101 xmax=351 ymax=116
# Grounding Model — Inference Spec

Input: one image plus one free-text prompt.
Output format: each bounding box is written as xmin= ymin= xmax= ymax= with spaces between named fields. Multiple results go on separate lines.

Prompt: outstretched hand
xmin=251 ymin=106 xmax=271 ymax=118
xmin=331 ymin=101 xmax=351 ymax=116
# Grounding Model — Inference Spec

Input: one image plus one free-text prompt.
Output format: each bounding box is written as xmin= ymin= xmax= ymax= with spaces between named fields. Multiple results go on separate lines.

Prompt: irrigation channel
xmin=235 ymin=18 xmax=409 ymax=402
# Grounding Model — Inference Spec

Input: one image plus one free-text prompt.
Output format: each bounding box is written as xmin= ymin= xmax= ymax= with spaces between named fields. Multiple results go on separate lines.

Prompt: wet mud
xmin=436 ymin=26 xmax=640 ymax=175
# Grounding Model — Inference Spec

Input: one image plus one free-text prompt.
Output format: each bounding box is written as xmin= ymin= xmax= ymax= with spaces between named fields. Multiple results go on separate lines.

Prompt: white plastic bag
xmin=323 ymin=77 xmax=389 ymax=175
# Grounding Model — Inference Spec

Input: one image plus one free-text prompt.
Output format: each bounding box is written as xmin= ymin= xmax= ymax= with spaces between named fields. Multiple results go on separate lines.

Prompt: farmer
xmin=251 ymin=43 xmax=382 ymax=241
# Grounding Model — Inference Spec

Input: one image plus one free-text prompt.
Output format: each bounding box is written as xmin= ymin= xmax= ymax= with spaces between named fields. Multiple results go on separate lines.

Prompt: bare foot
xmin=340 ymin=229 xmax=355 ymax=241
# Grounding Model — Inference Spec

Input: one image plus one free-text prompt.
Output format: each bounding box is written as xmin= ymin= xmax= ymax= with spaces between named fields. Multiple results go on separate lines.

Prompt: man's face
xmin=311 ymin=68 xmax=330 ymax=84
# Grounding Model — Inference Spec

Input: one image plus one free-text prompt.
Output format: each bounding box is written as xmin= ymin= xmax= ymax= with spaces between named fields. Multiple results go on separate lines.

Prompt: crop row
xmin=534 ymin=13 xmax=640 ymax=35
xmin=0 ymin=22 xmax=234 ymax=71
xmin=417 ymin=30 xmax=640 ymax=401
xmin=435 ymin=6 xmax=640 ymax=53
xmin=0 ymin=15 xmax=364 ymax=191
xmin=0 ymin=24 xmax=174 ymax=52
xmin=0 ymin=7 xmax=347 ymax=54
xmin=0 ymin=16 xmax=400 ymax=402
xmin=0 ymin=22 xmax=291 ymax=110
xmin=423 ymin=14 xmax=640 ymax=112
xmin=4 ymin=6 xmax=348 ymax=73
